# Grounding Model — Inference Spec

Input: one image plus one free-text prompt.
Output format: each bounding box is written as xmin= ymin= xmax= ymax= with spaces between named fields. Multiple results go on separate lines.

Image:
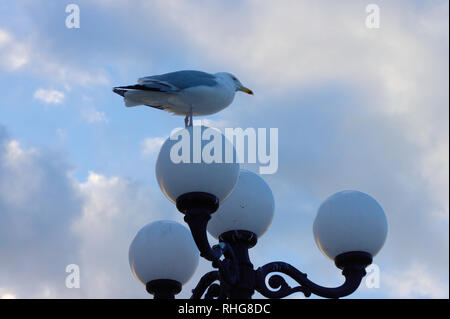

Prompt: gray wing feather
xmin=115 ymin=82 xmax=177 ymax=93
xmin=138 ymin=70 xmax=217 ymax=89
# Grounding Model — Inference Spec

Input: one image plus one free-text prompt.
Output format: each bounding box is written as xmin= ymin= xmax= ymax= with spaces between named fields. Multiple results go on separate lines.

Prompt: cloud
xmin=0 ymin=28 xmax=28 ymax=71
xmin=0 ymin=126 xmax=170 ymax=298
xmin=383 ymin=264 xmax=449 ymax=298
xmin=33 ymin=88 xmax=65 ymax=104
xmin=40 ymin=62 xmax=109 ymax=90
xmin=0 ymin=130 xmax=82 ymax=298
xmin=141 ymin=137 xmax=165 ymax=158
xmin=0 ymin=22 xmax=109 ymax=88
xmin=72 ymin=172 xmax=170 ymax=298
xmin=81 ymin=108 xmax=109 ymax=123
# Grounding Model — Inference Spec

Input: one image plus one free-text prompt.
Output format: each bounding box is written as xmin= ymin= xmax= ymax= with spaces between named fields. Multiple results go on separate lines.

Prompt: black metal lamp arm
xmin=255 ymin=251 xmax=372 ymax=299
xmin=190 ymin=271 xmax=220 ymax=299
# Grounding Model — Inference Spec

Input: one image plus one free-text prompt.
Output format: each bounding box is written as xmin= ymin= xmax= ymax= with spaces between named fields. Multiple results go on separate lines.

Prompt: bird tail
xmin=112 ymin=88 xmax=126 ymax=97
xmin=113 ymin=87 xmax=142 ymax=107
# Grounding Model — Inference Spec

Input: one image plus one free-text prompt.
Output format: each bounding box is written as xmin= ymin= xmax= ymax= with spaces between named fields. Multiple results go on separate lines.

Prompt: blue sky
xmin=0 ymin=0 xmax=448 ymax=298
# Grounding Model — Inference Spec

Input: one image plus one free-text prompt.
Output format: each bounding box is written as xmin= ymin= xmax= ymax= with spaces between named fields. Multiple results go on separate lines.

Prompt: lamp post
xmin=128 ymin=126 xmax=388 ymax=299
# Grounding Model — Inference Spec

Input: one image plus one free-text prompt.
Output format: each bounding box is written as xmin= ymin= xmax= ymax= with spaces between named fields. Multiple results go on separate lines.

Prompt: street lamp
xmin=129 ymin=126 xmax=388 ymax=299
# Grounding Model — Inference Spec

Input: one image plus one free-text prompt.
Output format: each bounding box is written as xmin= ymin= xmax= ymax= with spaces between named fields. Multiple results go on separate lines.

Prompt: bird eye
xmin=232 ymin=76 xmax=237 ymax=81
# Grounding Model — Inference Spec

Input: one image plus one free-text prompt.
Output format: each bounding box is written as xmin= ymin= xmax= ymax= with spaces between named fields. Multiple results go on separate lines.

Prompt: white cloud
xmin=420 ymin=140 xmax=450 ymax=221
xmin=384 ymin=264 xmax=449 ymax=298
xmin=72 ymin=172 xmax=169 ymax=298
xmin=81 ymin=108 xmax=109 ymax=123
xmin=33 ymin=88 xmax=65 ymax=104
xmin=141 ymin=137 xmax=165 ymax=157
xmin=0 ymin=128 xmax=170 ymax=298
xmin=45 ymin=62 xmax=109 ymax=89
xmin=0 ymin=29 xmax=10 ymax=44
xmin=0 ymin=133 xmax=81 ymax=298
xmin=147 ymin=0 xmax=448 ymax=142
xmin=1 ymin=25 xmax=109 ymax=88
xmin=0 ymin=28 xmax=29 ymax=71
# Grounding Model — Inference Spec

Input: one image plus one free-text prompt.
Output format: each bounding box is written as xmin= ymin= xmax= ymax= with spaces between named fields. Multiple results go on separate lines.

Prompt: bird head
xmin=216 ymin=72 xmax=254 ymax=95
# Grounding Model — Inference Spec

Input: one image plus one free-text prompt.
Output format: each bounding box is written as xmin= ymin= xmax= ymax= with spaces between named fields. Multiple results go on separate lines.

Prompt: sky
xmin=0 ymin=0 xmax=448 ymax=299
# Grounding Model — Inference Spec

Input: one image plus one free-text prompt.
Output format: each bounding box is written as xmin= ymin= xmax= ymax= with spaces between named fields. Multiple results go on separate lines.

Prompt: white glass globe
xmin=129 ymin=220 xmax=199 ymax=285
xmin=156 ymin=125 xmax=240 ymax=204
xmin=313 ymin=190 xmax=388 ymax=260
xmin=207 ymin=169 xmax=275 ymax=238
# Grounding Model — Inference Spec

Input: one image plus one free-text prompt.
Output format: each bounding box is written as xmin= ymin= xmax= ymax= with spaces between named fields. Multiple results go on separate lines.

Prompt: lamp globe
xmin=313 ymin=190 xmax=388 ymax=260
xmin=129 ymin=220 xmax=199 ymax=285
xmin=156 ymin=125 xmax=240 ymax=204
xmin=207 ymin=169 xmax=275 ymax=239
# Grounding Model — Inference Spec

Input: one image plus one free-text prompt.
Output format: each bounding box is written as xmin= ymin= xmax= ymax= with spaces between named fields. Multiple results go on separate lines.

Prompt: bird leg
xmin=184 ymin=108 xmax=194 ymax=127
xmin=189 ymin=108 xmax=193 ymax=127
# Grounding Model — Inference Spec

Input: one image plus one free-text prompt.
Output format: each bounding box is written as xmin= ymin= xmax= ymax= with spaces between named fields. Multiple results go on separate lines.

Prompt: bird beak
xmin=238 ymin=86 xmax=254 ymax=95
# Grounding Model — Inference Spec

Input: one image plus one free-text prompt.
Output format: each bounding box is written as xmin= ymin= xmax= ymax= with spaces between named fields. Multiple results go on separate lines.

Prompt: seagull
xmin=113 ymin=70 xmax=253 ymax=127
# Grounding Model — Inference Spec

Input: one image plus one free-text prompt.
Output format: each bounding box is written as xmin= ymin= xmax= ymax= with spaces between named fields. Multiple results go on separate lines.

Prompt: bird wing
xmin=138 ymin=70 xmax=217 ymax=90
